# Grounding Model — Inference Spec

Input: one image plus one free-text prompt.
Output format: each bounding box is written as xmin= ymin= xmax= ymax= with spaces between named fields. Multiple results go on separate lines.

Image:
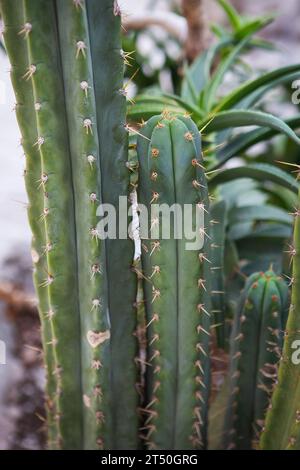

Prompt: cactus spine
xmin=224 ymin=271 xmax=289 ymax=450
xmin=260 ymin=208 xmax=300 ymax=449
xmin=1 ymin=0 xmax=138 ymax=449
xmin=136 ymin=113 xmax=211 ymax=449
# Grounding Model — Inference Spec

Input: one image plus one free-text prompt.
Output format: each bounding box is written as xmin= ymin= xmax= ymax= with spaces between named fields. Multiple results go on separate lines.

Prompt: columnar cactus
xmin=260 ymin=208 xmax=300 ymax=449
xmin=224 ymin=271 xmax=289 ymax=450
xmin=136 ymin=113 xmax=211 ymax=449
xmin=0 ymin=0 xmax=138 ymax=450
xmin=210 ymin=200 xmax=227 ymax=349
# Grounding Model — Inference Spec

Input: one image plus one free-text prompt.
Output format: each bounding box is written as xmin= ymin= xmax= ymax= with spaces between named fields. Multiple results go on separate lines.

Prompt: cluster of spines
xmin=224 ymin=270 xmax=289 ymax=450
xmin=136 ymin=112 xmax=211 ymax=449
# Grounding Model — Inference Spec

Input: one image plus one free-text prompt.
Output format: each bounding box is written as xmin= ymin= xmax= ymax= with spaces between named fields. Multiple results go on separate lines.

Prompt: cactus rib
xmin=137 ymin=113 xmax=211 ymax=449
xmin=0 ymin=0 xmax=59 ymax=446
xmin=224 ymin=271 xmax=288 ymax=450
xmin=23 ymin=0 xmax=83 ymax=448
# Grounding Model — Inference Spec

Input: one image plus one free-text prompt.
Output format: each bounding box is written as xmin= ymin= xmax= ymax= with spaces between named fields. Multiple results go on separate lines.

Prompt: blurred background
xmin=0 ymin=0 xmax=299 ymax=449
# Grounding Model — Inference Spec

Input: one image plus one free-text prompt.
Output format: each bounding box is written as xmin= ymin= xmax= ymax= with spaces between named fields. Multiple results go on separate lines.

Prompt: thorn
xmin=150 ymin=241 xmax=160 ymax=256
xmin=145 ymin=313 xmax=159 ymax=329
xmin=149 ymin=349 xmax=160 ymax=362
xmin=196 ymin=343 xmax=207 ymax=356
xmin=45 ymin=309 xmax=55 ymax=320
xmin=150 ymin=265 xmax=161 ymax=278
xmin=197 ymin=279 xmax=206 ymax=291
xmin=149 ymin=334 xmax=159 ymax=346
xmin=199 ymin=227 xmax=211 ymax=240
xmin=197 ymin=325 xmax=211 ymax=336
xmin=192 ymin=179 xmax=205 ymax=189
xmin=40 ymin=274 xmax=54 ymax=288
xmin=234 ymin=333 xmax=244 ymax=342
xmin=199 ymin=253 xmax=211 ymax=264
xmin=83 ymin=118 xmax=93 ymax=134
xmin=120 ymin=49 xmax=135 ymax=67
xmin=80 ymin=81 xmax=89 ymax=96
xmin=145 ymin=397 xmax=158 ymax=409
xmin=195 ymin=360 xmax=204 ymax=375
xmin=124 ymin=123 xmax=150 ymax=141
xmin=91 ymin=360 xmax=102 ymax=370
xmin=23 ymin=64 xmax=36 ymax=80
xmin=87 ymin=154 xmax=96 ymax=167
xmin=233 ymin=351 xmax=242 ymax=360
xmin=197 ymin=304 xmax=210 ymax=316
xmin=91 ymin=298 xmax=102 ymax=311
xmin=76 ymin=40 xmax=87 ymax=59
xmin=195 ymin=391 xmax=205 ymax=404
xmin=197 ymin=202 xmax=208 ymax=214
xmin=89 ymin=227 xmax=99 ymax=242
xmin=34 ymin=136 xmax=45 ymax=150
xmin=151 ymin=288 xmax=160 ymax=303
xmin=91 ymin=263 xmax=102 ymax=279
xmin=18 ymin=23 xmax=32 ymax=38
xmin=192 ymin=159 xmax=205 ymax=170
xmin=73 ymin=0 xmax=84 ymax=9
xmin=150 ymin=191 xmax=159 ymax=203
xmin=150 ymin=217 xmax=159 ymax=232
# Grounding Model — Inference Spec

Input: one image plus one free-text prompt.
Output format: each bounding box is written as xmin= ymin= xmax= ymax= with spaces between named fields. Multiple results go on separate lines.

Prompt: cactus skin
xmin=2 ymin=0 xmax=138 ymax=450
xmin=0 ymin=0 xmax=58 ymax=446
xmin=224 ymin=271 xmax=289 ymax=450
xmin=260 ymin=210 xmax=300 ymax=449
xmin=210 ymin=200 xmax=227 ymax=349
xmin=137 ymin=113 xmax=211 ymax=450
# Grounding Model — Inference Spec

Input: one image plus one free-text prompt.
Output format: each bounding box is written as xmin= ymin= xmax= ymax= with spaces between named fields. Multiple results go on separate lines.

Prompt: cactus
xmin=260 ymin=207 xmax=300 ymax=449
xmin=224 ymin=270 xmax=289 ymax=450
xmin=210 ymin=200 xmax=227 ymax=349
xmin=136 ymin=113 xmax=211 ymax=449
xmin=0 ymin=0 xmax=138 ymax=450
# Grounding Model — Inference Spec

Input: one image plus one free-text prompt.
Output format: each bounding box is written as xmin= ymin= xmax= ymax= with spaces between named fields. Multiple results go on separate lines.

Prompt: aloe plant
xmin=224 ymin=270 xmax=289 ymax=450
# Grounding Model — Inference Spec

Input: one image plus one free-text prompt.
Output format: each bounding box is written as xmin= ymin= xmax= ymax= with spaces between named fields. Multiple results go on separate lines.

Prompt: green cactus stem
xmin=224 ymin=270 xmax=289 ymax=450
xmin=260 ymin=208 xmax=300 ymax=449
xmin=0 ymin=0 xmax=59 ymax=446
xmin=137 ymin=113 xmax=211 ymax=450
xmin=1 ymin=0 xmax=138 ymax=449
